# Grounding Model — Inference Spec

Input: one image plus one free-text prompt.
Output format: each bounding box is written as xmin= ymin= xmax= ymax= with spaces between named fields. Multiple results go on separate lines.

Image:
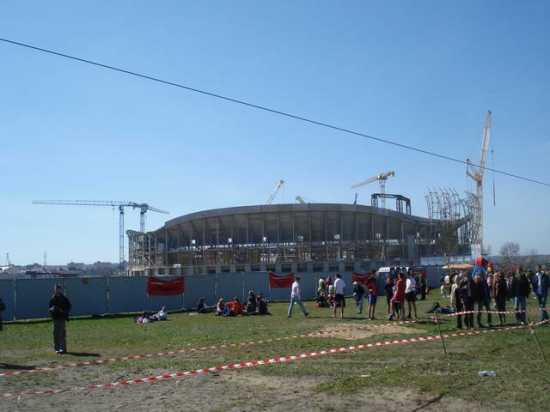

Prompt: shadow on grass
xmin=65 ymin=352 xmax=101 ymax=357
xmin=0 ymin=362 xmax=36 ymax=370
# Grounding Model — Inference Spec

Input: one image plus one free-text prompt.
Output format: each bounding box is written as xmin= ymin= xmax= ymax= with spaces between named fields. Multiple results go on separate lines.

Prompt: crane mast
xmin=466 ymin=110 xmax=492 ymax=252
xmin=32 ymin=200 xmax=169 ymax=270
xmin=351 ymin=171 xmax=395 ymax=208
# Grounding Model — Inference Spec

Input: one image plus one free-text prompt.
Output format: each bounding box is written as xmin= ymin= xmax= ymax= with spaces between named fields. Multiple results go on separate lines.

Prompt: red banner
xmin=147 ymin=276 xmax=185 ymax=296
xmin=268 ymin=272 xmax=294 ymax=289
xmin=353 ymin=272 xmax=372 ymax=285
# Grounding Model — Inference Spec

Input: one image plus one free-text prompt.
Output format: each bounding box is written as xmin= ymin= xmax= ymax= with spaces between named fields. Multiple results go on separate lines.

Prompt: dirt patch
xmin=316 ymin=322 xmax=421 ymax=341
xmin=1 ymin=370 xmax=496 ymax=412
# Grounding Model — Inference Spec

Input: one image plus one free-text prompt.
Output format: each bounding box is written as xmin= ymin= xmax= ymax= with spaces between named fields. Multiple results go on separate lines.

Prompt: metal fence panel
xmin=108 ymin=277 xmax=147 ymax=314
xmin=15 ymin=279 xmax=61 ymax=320
xmin=65 ymin=277 xmax=108 ymax=317
xmin=185 ymin=274 xmax=217 ymax=310
xmin=0 ymin=279 xmax=16 ymax=322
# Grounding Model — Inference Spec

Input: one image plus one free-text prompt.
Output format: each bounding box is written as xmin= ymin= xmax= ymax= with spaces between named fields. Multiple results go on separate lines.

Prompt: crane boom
xmin=266 ymin=180 xmax=285 ymax=205
xmin=466 ymin=110 xmax=492 ymax=251
xmin=351 ymin=171 xmax=395 ymax=189
xmin=351 ymin=171 xmax=395 ymax=208
xmin=32 ymin=200 xmax=169 ymax=270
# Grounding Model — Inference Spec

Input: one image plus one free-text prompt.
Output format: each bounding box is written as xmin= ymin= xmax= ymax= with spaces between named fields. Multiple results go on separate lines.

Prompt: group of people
xmin=215 ymin=291 xmax=269 ymax=317
xmin=384 ymin=269 xmax=419 ymax=321
xmin=310 ymin=274 xmax=346 ymax=318
xmin=446 ymin=264 xmax=548 ymax=329
xmin=350 ymin=272 xmax=378 ymax=320
xmin=134 ymin=306 xmax=169 ymax=323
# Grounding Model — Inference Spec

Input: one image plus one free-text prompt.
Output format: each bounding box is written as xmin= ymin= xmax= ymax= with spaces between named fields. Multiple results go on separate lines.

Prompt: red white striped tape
xmin=431 ymin=306 xmax=549 ymax=318
xmin=0 ymin=319 xmax=420 ymax=378
xmin=1 ymin=320 xmax=546 ymax=399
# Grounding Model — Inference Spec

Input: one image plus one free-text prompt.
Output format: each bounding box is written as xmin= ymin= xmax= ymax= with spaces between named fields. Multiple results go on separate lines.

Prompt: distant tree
xmin=522 ymin=249 xmax=539 ymax=269
xmin=499 ymin=242 xmax=521 ymax=267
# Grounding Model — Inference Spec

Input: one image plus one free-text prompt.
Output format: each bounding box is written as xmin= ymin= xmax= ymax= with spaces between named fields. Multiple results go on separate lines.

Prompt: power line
xmin=1 ymin=36 xmax=549 ymax=188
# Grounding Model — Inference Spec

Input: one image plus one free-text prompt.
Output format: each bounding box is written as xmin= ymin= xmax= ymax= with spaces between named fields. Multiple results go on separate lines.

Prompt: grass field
xmin=1 ymin=293 xmax=549 ymax=411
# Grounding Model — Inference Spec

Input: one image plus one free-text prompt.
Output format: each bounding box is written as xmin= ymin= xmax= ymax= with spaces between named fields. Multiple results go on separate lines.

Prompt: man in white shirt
xmin=332 ymin=273 xmax=346 ymax=318
xmin=288 ymin=276 xmax=309 ymax=318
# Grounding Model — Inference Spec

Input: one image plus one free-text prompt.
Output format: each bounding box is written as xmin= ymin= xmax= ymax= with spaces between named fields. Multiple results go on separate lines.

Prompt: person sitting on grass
xmin=216 ymin=298 xmax=230 ymax=316
xmin=317 ymin=292 xmax=330 ymax=308
xmin=152 ymin=306 xmax=168 ymax=321
xmin=226 ymin=297 xmax=246 ymax=316
xmin=256 ymin=292 xmax=270 ymax=315
xmin=134 ymin=311 xmax=153 ymax=323
xmin=246 ymin=290 xmax=257 ymax=315
xmin=196 ymin=297 xmax=212 ymax=313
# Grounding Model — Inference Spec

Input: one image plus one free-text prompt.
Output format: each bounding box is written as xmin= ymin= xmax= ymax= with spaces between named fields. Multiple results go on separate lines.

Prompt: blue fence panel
xmin=146 ymin=293 xmax=184 ymax=312
xmin=216 ymin=273 xmax=246 ymax=303
xmin=65 ymin=277 xmax=108 ymax=317
xmin=16 ymin=279 xmax=61 ymax=320
xmin=243 ymin=272 xmax=269 ymax=301
xmin=109 ymin=277 xmax=147 ymax=314
xmin=0 ymin=279 xmax=16 ymax=322
xmin=185 ymin=274 xmax=217 ymax=310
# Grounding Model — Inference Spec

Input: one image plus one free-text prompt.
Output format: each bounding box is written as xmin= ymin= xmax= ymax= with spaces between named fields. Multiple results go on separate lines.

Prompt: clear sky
xmin=1 ymin=1 xmax=549 ymax=266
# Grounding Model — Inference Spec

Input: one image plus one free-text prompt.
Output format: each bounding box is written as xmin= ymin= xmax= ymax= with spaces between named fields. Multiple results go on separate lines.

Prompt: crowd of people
xmin=30 ymin=265 xmax=547 ymax=355
xmin=444 ymin=264 xmax=548 ymax=329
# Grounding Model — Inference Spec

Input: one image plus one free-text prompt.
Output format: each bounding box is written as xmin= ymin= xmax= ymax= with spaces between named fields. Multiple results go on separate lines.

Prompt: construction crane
xmin=32 ymin=200 xmax=169 ymax=269
xmin=466 ymin=110 xmax=492 ymax=252
xmin=266 ymin=180 xmax=285 ymax=205
xmin=296 ymin=195 xmax=316 ymax=204
xmin=351 ymin=171 xmax=395 ymax=208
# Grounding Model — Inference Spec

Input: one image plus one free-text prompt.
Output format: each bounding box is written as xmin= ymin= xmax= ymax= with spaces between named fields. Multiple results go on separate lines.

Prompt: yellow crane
xmin=466 ymin=110 xmax=492 ymax=253
xmin=351 ymin=171 xmax=395 ymax=208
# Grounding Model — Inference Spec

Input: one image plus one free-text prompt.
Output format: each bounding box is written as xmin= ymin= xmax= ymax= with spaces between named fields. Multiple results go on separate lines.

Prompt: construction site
xmin=31 ymin=113 xmax=492 ymax=278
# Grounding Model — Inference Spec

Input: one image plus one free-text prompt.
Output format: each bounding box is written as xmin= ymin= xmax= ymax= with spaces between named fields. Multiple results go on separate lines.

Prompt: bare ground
xmin=0 ymin=323 xmax=499 ymax=412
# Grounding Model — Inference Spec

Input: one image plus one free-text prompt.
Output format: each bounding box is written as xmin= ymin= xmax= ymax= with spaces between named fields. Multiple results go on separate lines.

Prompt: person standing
xmin=532 ymin=265 xmax=549 ymax=321
xmin=332 ymin=273 xmax=346 ymax=318
xmin=450 ymin=275 xmax=463 ymax=329
xmin=405 ymin=271 xmax=417 ymax=319
xmin=288 ymin=276 xmax=309 ymax=318
xmin=511 ymin=269 xmax=531 ymax=325
xmin=492 ymin=272 xmax=508 ymax=326
xmin=384 ymin=276 xmax=395 ymax=319
xmin=366 ymin=271 xmax=378 ymax=320
xmin=459 ymin=271 xmax=475 ymax=329
xmin=352 ymin=281 xmax=366 ymax=315
xmin=48 ymin=284 xmax=72 ymax=354
xmin=417 ymin=271 xmax=427 ymax=300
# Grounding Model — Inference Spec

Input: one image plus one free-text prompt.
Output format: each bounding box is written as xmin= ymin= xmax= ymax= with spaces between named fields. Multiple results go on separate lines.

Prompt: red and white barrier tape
xmin=1 ymin=320 xmax=546 ymax=399
xmin=0 ymin=319 xmax=421 ymax=378
xmin=431 ymin=306 xmax=549 ymax=318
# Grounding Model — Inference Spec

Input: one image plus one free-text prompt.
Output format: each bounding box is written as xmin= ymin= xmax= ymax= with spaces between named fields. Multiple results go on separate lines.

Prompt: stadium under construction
xmin=127 ymin=199 xmax=472 ymax=277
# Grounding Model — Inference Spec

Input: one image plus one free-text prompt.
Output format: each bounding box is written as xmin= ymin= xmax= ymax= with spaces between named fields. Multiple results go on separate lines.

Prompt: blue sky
xmin=1 ymin=1 xmax=549 ymax=265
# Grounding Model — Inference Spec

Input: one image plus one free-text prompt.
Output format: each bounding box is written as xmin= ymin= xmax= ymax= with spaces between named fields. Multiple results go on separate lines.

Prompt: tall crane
xmin=32 ymin=200 xmax=169 ymax=269
xmin=266 ymin=180 xmax=285 ymax=205
xmin=466 ymin=110 xmax=492 ymax=252
xmin=351 ymin=171 xmax=395 ymax=208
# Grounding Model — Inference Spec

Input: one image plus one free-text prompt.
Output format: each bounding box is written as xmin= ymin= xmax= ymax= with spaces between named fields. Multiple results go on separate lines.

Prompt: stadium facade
xmin=127 ymin=203 xmax=470 ymax=277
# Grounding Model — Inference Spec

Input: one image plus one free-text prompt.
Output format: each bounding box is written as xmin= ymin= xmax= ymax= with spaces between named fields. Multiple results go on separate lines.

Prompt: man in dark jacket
xmin=49 ymin=284 xmax=72 ymax=354
xmin=511 ymin=270 xmax=531 ymax=324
